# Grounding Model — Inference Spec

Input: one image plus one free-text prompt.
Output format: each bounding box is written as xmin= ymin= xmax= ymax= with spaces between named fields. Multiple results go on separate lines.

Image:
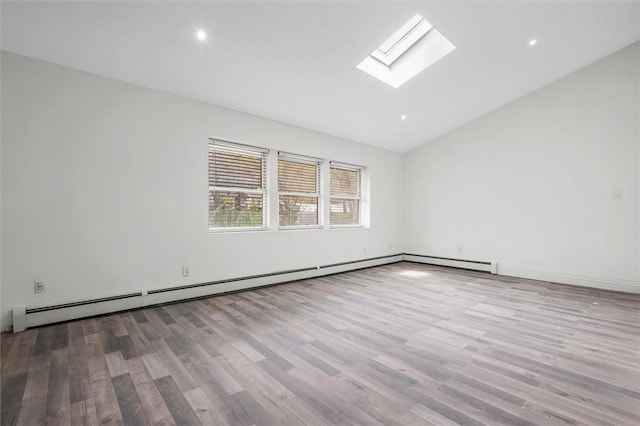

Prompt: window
xmin=278 ymin=152 xmax=321 ymax=227
xmin=208 ymin=140 xmax=267 ymax=230
xmin=330 ymin=163 xmax=361 ymax=226
xmin=208 ymin=139 xmax=366 ymax=232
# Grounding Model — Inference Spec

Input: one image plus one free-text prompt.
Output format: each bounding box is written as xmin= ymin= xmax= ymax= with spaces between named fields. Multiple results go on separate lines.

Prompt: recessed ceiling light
xmin=401 ymin=115 xmax=407 ymax=120
xmin=529 ymin=39 xmax=537 ymax=46
xmin=196 ymin=30 xmax=207 ymax=41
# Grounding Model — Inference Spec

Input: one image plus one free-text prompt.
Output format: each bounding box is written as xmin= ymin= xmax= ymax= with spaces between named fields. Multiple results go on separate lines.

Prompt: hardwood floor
xmin=2 ymin=262 xmax=639 ymax=425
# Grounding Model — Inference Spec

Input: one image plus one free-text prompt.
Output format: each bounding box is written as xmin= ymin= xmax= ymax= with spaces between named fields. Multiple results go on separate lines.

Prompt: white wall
xmin=3 ymin=42 xmax=638 ymax=331
xmin=0 ymin=19 xmax=3 ymax=334
xmin=0 ymin=52 xmax=404 ymax=329
xmin=404 ymin=42 xmax=640 ymax=292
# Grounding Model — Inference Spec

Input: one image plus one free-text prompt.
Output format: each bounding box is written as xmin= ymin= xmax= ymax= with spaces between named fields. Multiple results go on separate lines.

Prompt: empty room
xmin=1 ymin=1 xmax=639 ymax=425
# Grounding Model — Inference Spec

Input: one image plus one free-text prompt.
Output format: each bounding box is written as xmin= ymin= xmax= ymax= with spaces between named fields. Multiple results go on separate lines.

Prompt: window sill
xmin=208 ymin=225 xmax=368 ymax=233
xmin=278 ymin=225 xmax=324 ymax=231
xmin=209 ymin=227 xmax=268 ymax=234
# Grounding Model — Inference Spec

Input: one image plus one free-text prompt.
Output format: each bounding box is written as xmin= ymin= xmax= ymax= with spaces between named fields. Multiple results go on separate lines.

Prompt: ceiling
xmin=2 ymin=1 xmax=639 ymax=153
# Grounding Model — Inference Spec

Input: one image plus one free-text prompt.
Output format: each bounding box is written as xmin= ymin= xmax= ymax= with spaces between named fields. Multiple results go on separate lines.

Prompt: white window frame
xmin=277 ymin=151 xmax=323 ymax=229
xmin=329 ymin=161 xmax=364 ymax=228
xmin=208 ymin=139 xmax=269 ymax=232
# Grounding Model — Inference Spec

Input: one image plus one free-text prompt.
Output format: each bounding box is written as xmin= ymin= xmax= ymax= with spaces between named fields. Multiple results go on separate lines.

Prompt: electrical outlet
xmin=34 ymin=281 xmax=45 ymax=294
xmin=182 ymin=265 xmax=190 ymax=277
xmin=612 ymin=189 xmax=622 ymax=199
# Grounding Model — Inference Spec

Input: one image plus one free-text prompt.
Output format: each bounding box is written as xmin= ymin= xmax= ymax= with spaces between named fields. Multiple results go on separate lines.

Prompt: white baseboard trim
xmin=24 ymin=294 xmax=144 ymax=331
xmin=145 ymin=254 xmax=403 ymax=306
xmin=14 ymin=255 xmax=638 ymax=332
xmin=12 ymin=306 xmax=27 ymax=333
xmin=497 ymin=265 xmax=640 ymax=294
xmin=404 ymin=254 xmax=496 ymax=274
xmin=15 ymin=254 xmax=403 ymax=332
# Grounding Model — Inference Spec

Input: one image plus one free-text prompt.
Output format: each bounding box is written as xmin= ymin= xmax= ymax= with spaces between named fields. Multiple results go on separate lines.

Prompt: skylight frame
xmin=357 ymin=14 xmax=456 ymax=89
xmin=370 ymin=15 xmax=433 ymax=67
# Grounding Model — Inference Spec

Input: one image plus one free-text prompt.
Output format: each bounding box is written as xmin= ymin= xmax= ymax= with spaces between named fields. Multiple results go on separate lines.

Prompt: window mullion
xmin=267 ymin=150 xmax=279 ymax=230
xmin=320 ymin=160 xmax=330 ymax=228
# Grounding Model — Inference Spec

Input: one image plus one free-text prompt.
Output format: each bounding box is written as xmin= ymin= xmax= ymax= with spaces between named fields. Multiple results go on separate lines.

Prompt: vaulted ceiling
xmin=2 ymin=1 xmax=639 ymax=152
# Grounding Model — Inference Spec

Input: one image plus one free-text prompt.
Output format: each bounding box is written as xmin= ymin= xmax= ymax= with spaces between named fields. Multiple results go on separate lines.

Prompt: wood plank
xmin=87 ymin=355 xmax=123 ymax=424
xmin=44 ymin=349 xmax=70 ymax=426
xmin=69 ymin=368 xmax=91 ymax=404
xmin=105 ymin=351 xmax=128 ymax=377
xmin=1 ymin=372 xmax=28 ymax=420
xmin=126 ymin=357 xmax=175 ymax=426
xmin=68 ymin=398 xmax=99 ymax=426
xmin=154 ymin=376 xmax=202 ymax=426
xmin=15 ymin=395 xmax=47 ymax=426
xmin=183 ymin=387 xmax=229 ymax=426
xmin=112 ymin=373 xmax=150 ymax=425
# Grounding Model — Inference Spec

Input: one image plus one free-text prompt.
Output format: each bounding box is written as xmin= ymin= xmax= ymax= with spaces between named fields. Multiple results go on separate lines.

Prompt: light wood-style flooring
xmin=2 ymin=262 xmax=639 ymax=425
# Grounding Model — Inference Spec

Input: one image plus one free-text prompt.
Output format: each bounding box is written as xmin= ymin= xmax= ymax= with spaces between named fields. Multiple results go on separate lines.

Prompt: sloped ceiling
xmin=2 ymin=1 xmax=639 ymax=152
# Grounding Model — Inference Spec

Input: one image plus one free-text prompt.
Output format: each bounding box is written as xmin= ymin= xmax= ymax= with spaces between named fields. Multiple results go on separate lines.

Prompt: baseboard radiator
xmin=12 ymin=254 xmax=403 ymax=332
xmin=404 ymin=253 xmax=498 ymax=274
xmin=12 ymin=253 xmax=498 ymax=332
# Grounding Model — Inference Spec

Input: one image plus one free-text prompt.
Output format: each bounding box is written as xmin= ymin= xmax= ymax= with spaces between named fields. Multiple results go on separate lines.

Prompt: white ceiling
xmin=2 ymin=1 xmax=639 ymax=152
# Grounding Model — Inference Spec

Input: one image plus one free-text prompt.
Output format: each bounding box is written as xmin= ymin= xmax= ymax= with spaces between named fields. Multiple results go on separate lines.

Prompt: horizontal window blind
xmin=209 ymin=150 xmax=264 ymax=190
xmin=209 ymin=140 xmax=267 ymax=229
xmin=278 ymin=152 xmax=321 ymax=227
xmin=330 ymin=164 xmax=361 ymax=226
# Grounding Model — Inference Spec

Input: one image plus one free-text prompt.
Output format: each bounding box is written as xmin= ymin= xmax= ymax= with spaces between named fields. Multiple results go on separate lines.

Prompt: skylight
xmin=357 ymin=14 xmax=455 ymax=88
xmin=370 ymin=15 xmax=432 ymax=67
